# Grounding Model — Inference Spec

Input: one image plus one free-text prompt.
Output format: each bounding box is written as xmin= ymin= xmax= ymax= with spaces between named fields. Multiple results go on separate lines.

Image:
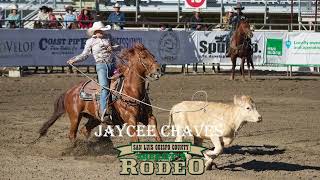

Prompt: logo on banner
xmin=159 ymin=31 xmax=180 ymax=62
xmin=198 ymin=34 xmax=261 ymax=59
xmin=38 ymin=38 xmax=87 ymax=55
xmin=117 ymin=142 xmax=206 ymax=175
xmin=0 ymin=40 xmax=35 ymax=57
xmin=266 ymin=39 xmax=283 ymax=56
xmin=185 ymin=0 xmax=206 ymax=8
xmin=285 ymin=40 xmax=292 ymax=48
xmin=113 ymin=37 xmax=143 ymax=48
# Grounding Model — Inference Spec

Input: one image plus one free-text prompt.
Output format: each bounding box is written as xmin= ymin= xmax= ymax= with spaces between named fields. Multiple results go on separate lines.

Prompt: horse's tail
xmin=39 ymin=92 xmax=66 ymax=137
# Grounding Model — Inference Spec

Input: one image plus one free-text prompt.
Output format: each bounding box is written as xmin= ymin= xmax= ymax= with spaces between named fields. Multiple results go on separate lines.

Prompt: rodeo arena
xmin=0 ymin=0 xmax=320 ymax=179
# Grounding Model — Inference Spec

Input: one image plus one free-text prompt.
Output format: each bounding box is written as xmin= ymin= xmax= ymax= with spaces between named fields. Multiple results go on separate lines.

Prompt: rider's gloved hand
xmin=106 ymin=46 xmax=112 ymax=52
xmin=67 ymin=59 xmax=76 ymax=65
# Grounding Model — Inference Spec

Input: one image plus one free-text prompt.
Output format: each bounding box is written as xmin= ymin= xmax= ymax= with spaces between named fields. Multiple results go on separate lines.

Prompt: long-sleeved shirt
xmin=190 ymin=15 xmax=203 ymax=30
xmin=230 ymin=12 xmax=246 ymax=30
xmin=48 ymin=14 xmax=58 ymax=29
xmin=107 ymin=12 xmax=125 ymax=29
xmin=72 ymin=35 xmax=119 ymax=63
xmin=37 ymin=12 xmax=49 ymax=25
xmin=6 ymin=13 xmax=20 ymax=28
xmin=77 ymin=14 xmax=93 ymax=29
xmin=0 ymin=11 xmax=4 ymax=27
xmin=63 ymin=13 xmax=77 ymax=29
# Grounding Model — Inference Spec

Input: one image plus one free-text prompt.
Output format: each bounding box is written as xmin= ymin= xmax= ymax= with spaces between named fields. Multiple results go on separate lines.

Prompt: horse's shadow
xmin=223 ymin=145 xmax=286 ymax=156
xmin=220 ymin=160 xmax=320 ymax=172
xmin=62 ymin=136 xmax=118 ymax=157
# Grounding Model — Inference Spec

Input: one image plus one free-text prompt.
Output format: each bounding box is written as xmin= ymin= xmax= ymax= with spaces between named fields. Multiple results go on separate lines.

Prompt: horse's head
xmin=120 ymin=43 xmax=161 ymax=81
xmin=238 ymin=19 xmax=253 ymax=39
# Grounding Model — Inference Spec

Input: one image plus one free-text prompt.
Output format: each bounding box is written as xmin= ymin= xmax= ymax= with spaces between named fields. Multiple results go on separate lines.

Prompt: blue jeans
xmin=96 ymin=63 xmax=114 ymax=113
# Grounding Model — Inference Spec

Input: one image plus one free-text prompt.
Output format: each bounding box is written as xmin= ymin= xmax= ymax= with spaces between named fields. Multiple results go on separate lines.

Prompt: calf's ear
xmin=234 ymin=95 xmax=243 ymax=106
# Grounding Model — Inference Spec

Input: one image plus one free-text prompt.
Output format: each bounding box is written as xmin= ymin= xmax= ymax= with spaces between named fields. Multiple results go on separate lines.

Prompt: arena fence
xmin=1 ymin=19 xmax=320 ymax=31
xmin=0 ymin=20 xmax=319 ymax=76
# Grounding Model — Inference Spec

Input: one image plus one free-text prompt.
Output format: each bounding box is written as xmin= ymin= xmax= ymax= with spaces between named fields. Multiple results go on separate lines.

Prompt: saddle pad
xmin=79 ymin=77 xmax=124 ymax=101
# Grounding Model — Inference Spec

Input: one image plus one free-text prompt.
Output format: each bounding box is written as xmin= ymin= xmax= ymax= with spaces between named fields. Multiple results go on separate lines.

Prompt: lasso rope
xmin=68 ymin=63 xmax=209 ymax=113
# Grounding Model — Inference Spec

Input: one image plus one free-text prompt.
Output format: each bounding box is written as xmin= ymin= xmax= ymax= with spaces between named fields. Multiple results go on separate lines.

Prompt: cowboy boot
xmin=100 ymin=107 xmax=113 ymax=124
xmin=101 ymin=104 xmax=113 ymax=124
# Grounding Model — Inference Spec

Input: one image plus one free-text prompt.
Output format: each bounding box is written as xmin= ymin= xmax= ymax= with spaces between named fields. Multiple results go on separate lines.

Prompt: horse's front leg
xmin=128 ymin=116 xmax=139 ymax=142
xmin=230 ymin=56 xmax=236 ymax=80
xmin=240 ymin=58 xmax=245 ymax=81
xmin=148 ymin=115 xmax=162 ymax=142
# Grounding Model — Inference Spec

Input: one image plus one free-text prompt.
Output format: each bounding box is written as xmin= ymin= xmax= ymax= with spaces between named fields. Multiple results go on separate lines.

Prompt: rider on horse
xmin=67 ymin=21 xmax=120 ymax=123
xmin=226 ymin=3 xmax=249 ymax=57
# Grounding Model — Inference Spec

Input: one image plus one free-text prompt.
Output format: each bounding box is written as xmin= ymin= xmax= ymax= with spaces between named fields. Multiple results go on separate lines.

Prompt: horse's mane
xmin=115 ymin=43 xmax=146 ymax=74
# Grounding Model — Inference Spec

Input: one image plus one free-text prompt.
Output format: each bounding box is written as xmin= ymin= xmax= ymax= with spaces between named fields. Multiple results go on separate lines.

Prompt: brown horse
xmin=229 ymin=19 xmax=253 ymax=80
xmin=39 ymin=43 xmax=163 ymax=143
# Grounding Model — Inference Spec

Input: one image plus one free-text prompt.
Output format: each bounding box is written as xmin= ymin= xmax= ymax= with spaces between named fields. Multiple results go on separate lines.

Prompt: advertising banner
xmin=1 ymin=29 xmax=320 ymax=67
xmin=264 ymin=32 xmax=287 ymax=65
xmin=0 ymin=29 xmax=197 ymax=66
xmin=191 ymin=31 xmax=265 ymax=65
xmin=285 ymin=32 xmax=320 ymax=65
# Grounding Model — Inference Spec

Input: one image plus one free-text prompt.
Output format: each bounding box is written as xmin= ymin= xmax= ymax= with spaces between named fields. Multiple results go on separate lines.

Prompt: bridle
xmin=238 ymin=20 xmax=252 ymax=39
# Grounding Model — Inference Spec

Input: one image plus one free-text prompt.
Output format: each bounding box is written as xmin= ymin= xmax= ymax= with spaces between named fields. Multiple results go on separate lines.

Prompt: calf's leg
xmin=204 ymin=136 xmax=223 ymax=170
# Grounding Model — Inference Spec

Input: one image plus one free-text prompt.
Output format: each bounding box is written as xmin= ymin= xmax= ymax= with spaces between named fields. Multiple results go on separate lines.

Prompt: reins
xmin=69 ymin=63 xmax=172 ymax=111
xmin=68 ymin=49 xmax=209 ymax=113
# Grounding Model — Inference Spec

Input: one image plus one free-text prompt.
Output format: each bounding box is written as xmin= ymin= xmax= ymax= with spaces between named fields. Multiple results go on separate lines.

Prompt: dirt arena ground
xmin=0 ymin=73 xmax=319 ymax=180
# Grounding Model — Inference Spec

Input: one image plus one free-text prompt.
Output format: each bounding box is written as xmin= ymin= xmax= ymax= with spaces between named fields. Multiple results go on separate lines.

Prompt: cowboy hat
xmin=10 ymin=4 xmax=18 ymax=10
xmin=39 ymin=5 xmax=48 ymax=10
xmin=113 ymin=3 xmax=121 ymax=8
xmin=227 ymin=7 xmax=234 ymax=13
xmin=234 ymin=3 xmax=244 ymax=10
xmin=87 ymin=21 xmax=108 ymax=36
xmin=82 ymin=6 xmax=92 ymax=11
xmin=65 ymin=5 xmax=75 ymax=11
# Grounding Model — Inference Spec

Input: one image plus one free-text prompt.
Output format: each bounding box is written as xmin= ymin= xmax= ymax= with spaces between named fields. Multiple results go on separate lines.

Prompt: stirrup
xmin=100 ymin=108 xmax=112 ymax=124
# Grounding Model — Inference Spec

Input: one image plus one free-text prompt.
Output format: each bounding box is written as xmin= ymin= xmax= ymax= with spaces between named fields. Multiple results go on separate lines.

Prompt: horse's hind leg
xmin=80 ymin=117 xmax=101 ymax=139
xmin=148 ymin=115 xmax=162 ymax=142
xmin=247 ymin=57 xmax=252 ymax=79
xmin=67 ymin=112 xmax=82 ymax=143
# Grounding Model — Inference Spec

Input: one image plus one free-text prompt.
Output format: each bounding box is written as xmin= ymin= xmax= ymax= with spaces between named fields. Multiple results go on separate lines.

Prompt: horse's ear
xmin=133 ymin=43 xmax=145 ymax=50
xmin=119 ymin=48 xmax=135 ymax=59
xmin=129 ymin=48 xmax=135 ymax=55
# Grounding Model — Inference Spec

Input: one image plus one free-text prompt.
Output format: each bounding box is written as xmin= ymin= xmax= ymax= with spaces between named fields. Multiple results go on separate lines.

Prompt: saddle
xmin=79 ymin=76 xmax=125 ymax=102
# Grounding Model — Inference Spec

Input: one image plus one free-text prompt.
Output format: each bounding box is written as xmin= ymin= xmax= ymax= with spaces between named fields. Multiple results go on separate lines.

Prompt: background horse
xmin=229 ymin=19 xmax=253 ymax=80
xmin=39 ymin=43 xmax=162 ymax=143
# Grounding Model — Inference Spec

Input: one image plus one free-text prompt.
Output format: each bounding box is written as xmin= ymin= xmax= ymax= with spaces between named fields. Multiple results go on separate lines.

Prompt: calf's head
xmin=234 ymin=95 xmax=262 ymax=123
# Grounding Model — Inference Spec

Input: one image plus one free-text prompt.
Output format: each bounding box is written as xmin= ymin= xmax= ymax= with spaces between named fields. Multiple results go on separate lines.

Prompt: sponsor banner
xmin=185 ymin=0 xmax=207 ymax=9
xmin=1 ymin=29 xmax=320 ymax=66
xmin=264 ymin=32 xmax=287 ymax=65
xmin=285 ymin=32 xmax=320 ymax=65
xmin=192 ymin=31 xmax=264 ymax=65
xmin=0 ymin=29 xmax=196 ymax=66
